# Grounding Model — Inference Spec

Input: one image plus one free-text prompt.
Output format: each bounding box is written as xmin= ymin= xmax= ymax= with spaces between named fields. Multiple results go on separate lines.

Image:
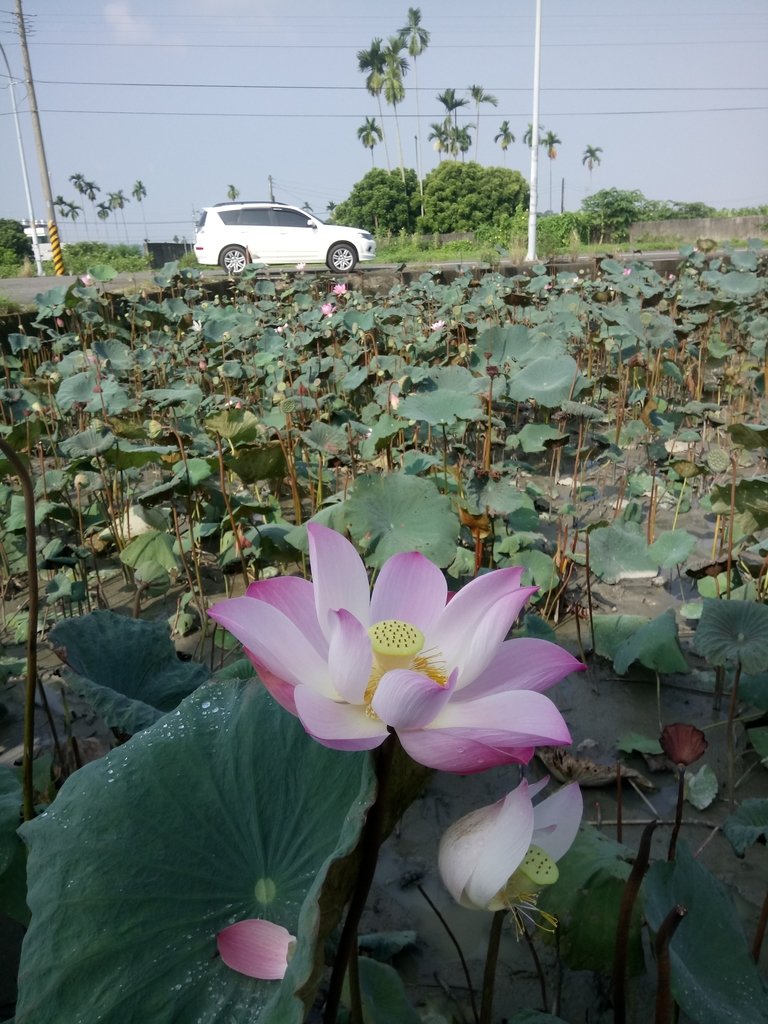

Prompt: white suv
xmin=194 ymin=202 xmax=376 ymax=274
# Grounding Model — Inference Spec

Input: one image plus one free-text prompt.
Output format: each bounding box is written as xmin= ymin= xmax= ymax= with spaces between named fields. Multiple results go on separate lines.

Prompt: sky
xmin=1 ymin=0 xmax=766 ymax=247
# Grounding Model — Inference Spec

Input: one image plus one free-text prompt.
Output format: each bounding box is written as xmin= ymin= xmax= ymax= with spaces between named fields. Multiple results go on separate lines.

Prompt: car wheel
xmin=327 ymin=243 xmax=357 ymax=272
xmin=220 ymin=246 xmax=248 ymax=274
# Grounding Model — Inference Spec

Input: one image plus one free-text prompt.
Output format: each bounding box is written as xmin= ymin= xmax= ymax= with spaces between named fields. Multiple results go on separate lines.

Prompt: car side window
xmin=271 ymin=209 xmax=313 ymax=229
xmin=218 ymin=210 xmax=241 ymax=225
xmin=238 ymin=209 xmax=272 ymax=226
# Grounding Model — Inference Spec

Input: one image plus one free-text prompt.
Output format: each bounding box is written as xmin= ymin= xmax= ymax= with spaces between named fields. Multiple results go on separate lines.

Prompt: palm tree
xmin=227 ymin=184 xmax=240 ymax=201
xmin=428 ymin=121 xmax=450 ymax=161
xmin=494 ymin=120 xmax=515 ymax=163
xmin=469 ymin=84 xmax=498 ymax=161
xmin=357 ymin=116 xmax=384 ymax=166
xmin=582 ymin=145 xmax=603 ymax=191
xmin=541 ymin=130 xmax=562 ymax=211
xmin=523 ymin=122 xmax=545 ymax=148
xmin=437 ymin=88 xmax=468 ymax=132
xmin=109 ymin=189 xmax=130 ymax=242
xmin=96 ymin=201 xmax=112 ymax=235
xmin=132 ymin=179 xmax=149 ymax=241
xmin=69 ymin=173 xmax=90 ymax=236
xmin=399 ymin=8 xmax=429 ymax=196
xmin=382 ymin=36 xmax=408 ymax=182
xmin=357 ymin=38 xmax=390 ymax=171
xmin=453 ymin=125 xmax=473 ymax=161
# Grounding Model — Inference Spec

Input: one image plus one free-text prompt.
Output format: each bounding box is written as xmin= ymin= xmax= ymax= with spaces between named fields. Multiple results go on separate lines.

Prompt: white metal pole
xmin=0 ymin=39 xmax=43 ymax=274
xmin=526 ymin=0 xmax=543 ymax=262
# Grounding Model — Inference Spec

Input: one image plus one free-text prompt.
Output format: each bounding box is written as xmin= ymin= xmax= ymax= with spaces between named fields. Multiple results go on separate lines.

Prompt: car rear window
xmin=238 ymin=209 xmax=273 ymax=226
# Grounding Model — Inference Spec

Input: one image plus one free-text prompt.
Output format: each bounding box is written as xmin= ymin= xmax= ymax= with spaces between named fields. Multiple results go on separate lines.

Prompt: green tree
xmin=428 ymin=122 xmax=450 ymax=161
xmin=582 ymin=145 xmax=602 ymax=191
xmin=541 ymin=130 xmax=562 ymax=211
xmin=494 ymin=120 xmax=515 ymax=163
xmin=420 ymin=161 xmax=528 ymax=233
xmin=580 ymin=188 xmax=647 ymax=243
xmin=468 ymin=84 xmax=498 ymax=161
xmin=132 ymin=179 xmax=149 ymax=240
xmin=0 ymin=218 xmax=33 ymax=263
xmin=69 ymin=173 xmax=91 ymax=235
xmin=108 ymin=189 xmax=130 ymax=242
xmin=357 ymin=38 xmax=390 ymax=171
xmin=357 ymin=117 xmax=384 ymax=166
xmin=333 ymin=168 xmax=420 ymax=234
xmin=523 ymin=122 xmax=545 ymax=147
xmin=399 ymin=8 xmax=429 ymax=189
xmin=452 ymin=124 xmax=473 ymax=161
xmin=226 ymin=184 xmax=240 ymax=201
xmin=436 ymin=88 xmax=468 ymax=132
xmin=382 ymin=36 xmax=408 ymax=182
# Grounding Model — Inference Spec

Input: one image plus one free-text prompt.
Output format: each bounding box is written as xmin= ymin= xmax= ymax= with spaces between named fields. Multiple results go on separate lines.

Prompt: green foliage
xmin=332 ymin=167 xmax=421 ymax=234
xmin=419 ymin=160 xmax=528 ymax=233
xmin=580 ymin=188 xmax=648 ymax=243
xmin=48 ymin=240 xmax=150 ymax=275
xmin=0 ymin=218 xmax=33 ymax=262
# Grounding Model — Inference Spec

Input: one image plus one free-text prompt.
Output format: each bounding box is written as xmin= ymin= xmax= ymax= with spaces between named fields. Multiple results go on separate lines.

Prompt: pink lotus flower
xmin=321 ymin=302 xmax=335 ymax=317
xmin=332 ymin=282 xmax=347 ymax=296
xmin=438 ymin=778 xmax=582 ymax=927
xmin=217 ymin=919 xmax=295 ymax=979
xmin=208 ymin=524 xmax=578 ymax=773
xmin=430 ymin=320 xmax=446 ymax=332
xmin=622 ymin=267 xmax=632 ymax=276
xmin=296 ymin=262 xmax=306 ymax=272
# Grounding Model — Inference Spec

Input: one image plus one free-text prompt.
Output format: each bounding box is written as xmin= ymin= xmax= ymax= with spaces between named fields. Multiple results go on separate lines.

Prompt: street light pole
xmin=0 ymin=38 xmax=43 ymax=275
xmin=15 ymin=0 xmax=65 ymax=275
xmin=526 ymin=0 xmax=543 ymax=262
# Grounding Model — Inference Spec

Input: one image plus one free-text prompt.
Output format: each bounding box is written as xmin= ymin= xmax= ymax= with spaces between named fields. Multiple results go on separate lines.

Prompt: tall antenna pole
xmin=525 ymin=0 xmax=543 ymax=262
xmin=0 ymin=38 xmax=43 ymax=274
xmin=15 ymin=0 xmax=65 ymax=275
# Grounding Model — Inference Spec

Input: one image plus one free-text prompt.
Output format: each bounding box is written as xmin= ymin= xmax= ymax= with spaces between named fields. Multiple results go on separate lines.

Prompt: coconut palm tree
xmin=227 ymin=184 xmax=240 ymax=201
xmin=132 ymin=179 xmax=149 ymax=241
xmin=399 ymin=8 xmax=429 ymax=195
xmin=357 ymin=116 xmax=383 ymax=166
xmin=582 ymin=145 xmax=603 ymax=191
xmin=469 ymin=84 xmax=498 ymax=161
xmin=541 ymin=130 xmax=562 ymax=211
xmin=357 ymin=38 xmax=390 ymax=171
xmin=437 ymin=88 xmax=468 ymax=132
xmin=382 ymin=36 xmax=408 ymax=182
xmin=428 ymin=121 xmax=450 ymax=161
xmin=494 ymin=120 xmax=515 ymax=163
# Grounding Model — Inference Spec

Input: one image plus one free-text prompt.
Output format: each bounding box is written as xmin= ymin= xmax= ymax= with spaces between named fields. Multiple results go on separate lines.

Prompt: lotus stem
xmin=726 ymin=661 xmax=743 ymax=807
xmin=479 ymin=909 xmax=505 ymax=1024
xmin=323 ymin=734 xmax=397 ymax=1024
xmin=752 ymin=887 xmax=768 ymax=963
xmin=418 ymin=884 xmax=479 ymax=1024
xmin=654 ymin=904 xmax=687 ymax=1024
xmin=613 ymin=820 xmax=658 ymax=1024
xmin=667 ymin=766 xmax=685 ymax=862
xmin=0 ymin=438 xmax=39 ymax=821
xmin=522 ymin=923 xmax=549 ymax=1012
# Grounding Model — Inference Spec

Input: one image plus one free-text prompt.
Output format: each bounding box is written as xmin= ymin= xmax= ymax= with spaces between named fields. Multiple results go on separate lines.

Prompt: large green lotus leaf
xmin=342 ymin=958 xmax=420 ymax=1024
xmin=49 ymin=610 xmax=209 ymax=733
xmin=508 ymin=354 xmax=581 ymax=408
xmin=91 ymin=339 xmax=135 ymax=370
xmin=538 ymin=825 xmax=643 ymax=974
xmin=694 ymin=598 xmax=768 ymax=673
xmin=508 ymin=423 xmax=567 ymax=453
xmin=0 ymin=765 xmax=21 ymax=877
xmin=644 ymin=843 xmax=768 ymax=1023
xmin=344 ymin=474 xmax=458 ymax=568
xmin=588 ymin=521 xmax=658 ymax=584
xmin=204 ymin=409 xmax=263 ymax=446
xmin=613 ymin=610 xmax=688 ymax=675
xmin=397 ymin=389 xmax=483 ymax=426
xmin=717 ymin=271 xmax=762 ymax=298
xmin=16 ymin=682 xmax=376 ymax=1024
xmin=58 ymin=426 xmax=116 ymax=459
xmin=648 ymin=529 xmax=697 ymax=569
xmin=55 ymin=371 xmax=133 ymax=415
xmin=723 ymin=799 xmax=768 ymax=856
xmin=728 ymin=422 xmax=768 ymax=450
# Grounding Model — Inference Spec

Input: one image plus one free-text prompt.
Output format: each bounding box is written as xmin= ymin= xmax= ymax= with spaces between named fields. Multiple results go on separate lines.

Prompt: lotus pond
xmin=0 ymin=247 xmax=767 ymax=1023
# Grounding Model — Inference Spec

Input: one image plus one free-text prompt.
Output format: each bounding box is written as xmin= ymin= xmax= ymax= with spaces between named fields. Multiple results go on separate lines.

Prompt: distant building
xmin=21 ymin=219 xmax=53 ymax=261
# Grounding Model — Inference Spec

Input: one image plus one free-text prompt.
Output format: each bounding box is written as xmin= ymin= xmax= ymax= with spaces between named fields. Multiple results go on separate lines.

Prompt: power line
xmin=32 ymin=79 xmax=768 ymax=92
xmin=21 ymin=39 xmax=768 ymax=49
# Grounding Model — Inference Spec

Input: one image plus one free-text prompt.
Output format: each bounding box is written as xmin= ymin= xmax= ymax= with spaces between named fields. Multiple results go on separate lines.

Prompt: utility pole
xmin=15 ymin=0 xmax=65 ymax=275
xmin=525 ymin=0 xmax=542 ymax=262
xmin=268 ymin=176 xmax=275 ymax=203
xmin=0 ymin=38 xmax=42 ymax=274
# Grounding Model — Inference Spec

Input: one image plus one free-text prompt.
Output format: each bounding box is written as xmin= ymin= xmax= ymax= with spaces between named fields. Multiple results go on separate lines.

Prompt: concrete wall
xmin=629 ymin=215 xmax=768 ymax=245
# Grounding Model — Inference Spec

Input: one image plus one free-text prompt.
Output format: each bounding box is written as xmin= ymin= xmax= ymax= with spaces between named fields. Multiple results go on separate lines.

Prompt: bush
xmin=47 ymin=242 xmax=150 ymax=275
xmin=0 ymin=219 xmax=33 ymax=262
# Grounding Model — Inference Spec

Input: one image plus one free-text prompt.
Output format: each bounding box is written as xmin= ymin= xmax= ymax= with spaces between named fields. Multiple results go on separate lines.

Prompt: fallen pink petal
xmin=209 ymin=524 xmax=581 ymax=772
xmin=217 ymin=919 xmax=295 ymax=980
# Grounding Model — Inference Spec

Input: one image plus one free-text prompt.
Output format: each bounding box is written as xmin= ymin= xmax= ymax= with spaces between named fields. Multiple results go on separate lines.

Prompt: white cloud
xmin=102 ymin=2 xmax=156 ymax=44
